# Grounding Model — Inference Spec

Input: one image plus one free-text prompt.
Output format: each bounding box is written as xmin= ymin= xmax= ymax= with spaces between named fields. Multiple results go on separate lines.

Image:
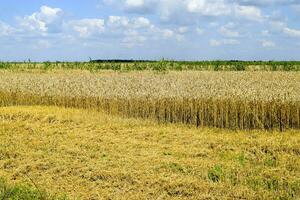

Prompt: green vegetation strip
xmin=0 ymin=60 xmax=300 ymax=71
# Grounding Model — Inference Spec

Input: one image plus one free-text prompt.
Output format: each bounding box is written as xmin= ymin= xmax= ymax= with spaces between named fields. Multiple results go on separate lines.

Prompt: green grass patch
xmin=0 ymin=178 xmax=67 ymax=200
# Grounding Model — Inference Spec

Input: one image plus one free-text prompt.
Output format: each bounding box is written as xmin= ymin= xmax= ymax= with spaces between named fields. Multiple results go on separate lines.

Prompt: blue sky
xmin=0 ymin=0 xmax=300 ymax=61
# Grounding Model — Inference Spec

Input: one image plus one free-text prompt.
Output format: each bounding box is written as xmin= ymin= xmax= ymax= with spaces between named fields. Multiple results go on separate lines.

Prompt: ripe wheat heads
xmin=0 ymin=71 xmax=299 ymax=130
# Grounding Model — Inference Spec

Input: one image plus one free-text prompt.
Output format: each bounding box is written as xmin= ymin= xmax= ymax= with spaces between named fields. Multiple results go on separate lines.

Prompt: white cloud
xmin=283 ymin=27 xmax=300 ymax=37
xmin=125 ymin=0 xmax=145 ymax=7
xmin=219 ymin=26 xmax=240 ymax=37
xmin=2 ymin=2 xmax=300 ymax=60
xmin=97 ymin=15 xmax=176 ymax=46
xmin=210 ymin=39 xmax=240 ymax=46
xmin=105 ymin=0 xmax=269 ymax=25
xmin=268 ymin=20 xmax=300 ymax=38
xmin=19 ymin=5 xmax=64 ymax=33
xmin=105 ymin=0 xmax=233 ymax=24
xmin=158 ymin=0 xmax=233 ymax=23
xmin=0 ymin=21 xmax=14 ymax=36
xmin=261 ymin=40 xmax=275 ymax=47
xmin=162 ymin=29 xmax=174 ymax=38
xmin=178 ymin=26 xmax=189 ymax=33
xmin=71 ymin=19 xmax=105 ymax=38
xmin=107 ymin=16 xmax=151 ymax=29
xmin=234 ymin=5 xmax=264 ymax=22
xmin=107 ymin=16 xmax=129 ymax=28
xmin=185 ymin=0 xmax=231 ymax=16
xmin=122 ymin=29 xmax=147 ymax=47
xmin=132 ymin=17 xmax=152 ymax=29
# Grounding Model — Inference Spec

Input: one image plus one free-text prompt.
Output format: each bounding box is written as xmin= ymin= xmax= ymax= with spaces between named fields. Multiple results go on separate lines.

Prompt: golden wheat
xmin=1 ymin=106 xmax=299 ymax=199
xmin=0 ymin=70 xmax=299 ymax=130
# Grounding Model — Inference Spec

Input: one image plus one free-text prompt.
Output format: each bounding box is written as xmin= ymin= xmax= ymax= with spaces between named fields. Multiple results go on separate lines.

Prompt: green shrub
xmin=283 ymin=62 xmax=293 ymax=71
xmin=0 ymin=63 xmax=10 ymax=69
xmin=43 ymin=62 xmax=52 ymax=70
xmin=153 ymin=59 xmax=167 ymax=72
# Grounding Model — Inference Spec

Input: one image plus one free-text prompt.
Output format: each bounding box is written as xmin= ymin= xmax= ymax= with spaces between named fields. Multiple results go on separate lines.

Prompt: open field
xmin=0 ymin=70 xmax=299 ymax=130
xmin=0 ymin=106 xmax=300 ymax=199
xmin=0 ymin=66 xmax=299 ymax=199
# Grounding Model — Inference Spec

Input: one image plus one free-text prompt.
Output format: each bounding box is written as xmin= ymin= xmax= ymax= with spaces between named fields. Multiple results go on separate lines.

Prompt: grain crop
xmin=0 ymin=70 xmax=299 ymax=130
xmin=0 ymin=106 xmax=299 ymax=199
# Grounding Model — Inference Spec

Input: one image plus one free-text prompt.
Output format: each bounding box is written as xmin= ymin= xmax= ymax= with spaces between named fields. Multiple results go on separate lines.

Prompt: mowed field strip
xmin=0 ymin=106 xmax=299 ymax=199
xmin=0 ymin=70 xmax=299 ymax=130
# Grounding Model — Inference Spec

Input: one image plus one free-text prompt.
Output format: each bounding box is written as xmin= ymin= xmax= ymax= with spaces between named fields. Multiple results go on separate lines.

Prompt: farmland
xmin=1 ymin=106 xmax=300 ymax=199
xmin=0 ymin=62 xmax=299 ymax=199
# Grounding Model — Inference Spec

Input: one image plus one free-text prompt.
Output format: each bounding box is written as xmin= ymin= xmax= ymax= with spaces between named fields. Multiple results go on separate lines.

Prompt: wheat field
xmin=0 ymin=70 xmax=299 ymax=130
xmin=0 ymin=68 xmax=299 ymax=199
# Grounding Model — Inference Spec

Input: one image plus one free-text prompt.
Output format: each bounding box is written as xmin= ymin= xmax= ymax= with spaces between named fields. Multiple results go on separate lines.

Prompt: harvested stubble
xmin=0 ymin=71 xmax=299 ymax=130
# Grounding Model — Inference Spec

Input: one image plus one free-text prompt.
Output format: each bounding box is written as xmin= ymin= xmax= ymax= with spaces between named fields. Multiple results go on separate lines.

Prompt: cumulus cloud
xmin=234 ymin=5 xmax=264 ymax=21
xmin=71 ymin=19 xmax=105 ymax=38
xmin=283 ymin=27 xmax=300 ymax=37
xmin=185 ymin=0 xmax=231 ymax=16
xmin=104 ymin=0 xmax=269 ymax=24
xmin=2 ymin=2 xmax=300 ymax=60
xmin=162 ymin=29 xmax=174 ymax=38
xmin=158 ymin=0 xmax=233 ymax=24
xmin=107 ymin=16 xmax=130 ymax=28
xmin=105 ymin=15 xmax=178 ymax=46
xmin=268 ymin=20 xmax=300 ymax=38
xmin=132 ymin=17 xmax=152 ymax=29
xmin=105 ymin=0 xmax=228 ymax=24
xmin=122 ymin=29 xmax=147 ymax=47
xmin=18 ymin=5 xmax=64 ymax=33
